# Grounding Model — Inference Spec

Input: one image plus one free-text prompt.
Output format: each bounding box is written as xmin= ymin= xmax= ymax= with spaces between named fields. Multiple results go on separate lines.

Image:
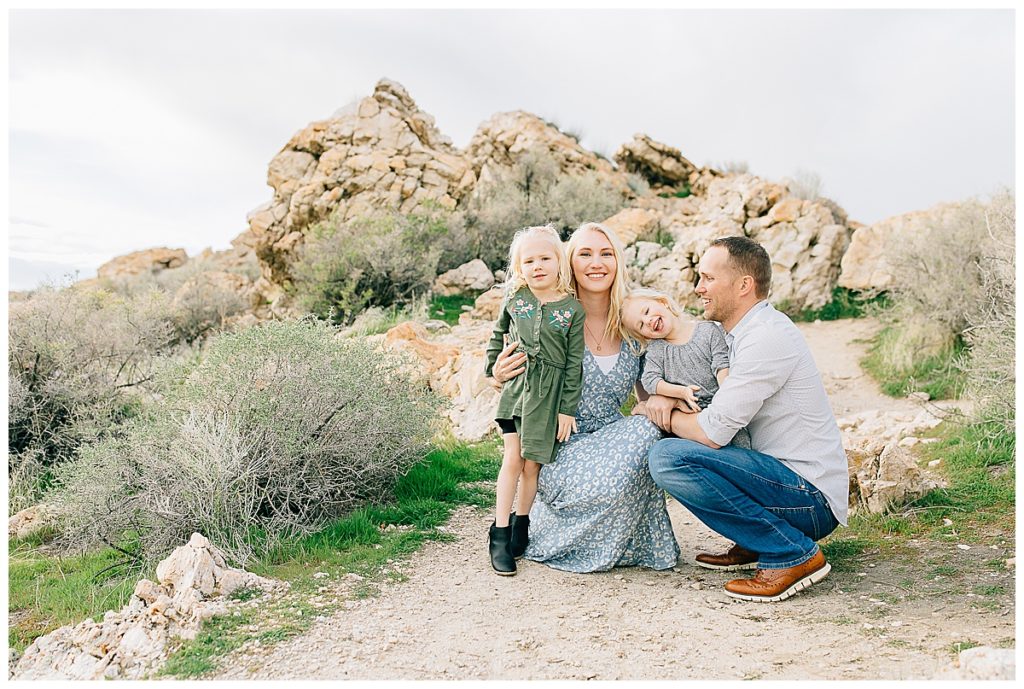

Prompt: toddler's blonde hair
xmin=621 ymin=287 xmax=683 ymax=349
xmin=503 ymin=224 xmax=573 ymax=297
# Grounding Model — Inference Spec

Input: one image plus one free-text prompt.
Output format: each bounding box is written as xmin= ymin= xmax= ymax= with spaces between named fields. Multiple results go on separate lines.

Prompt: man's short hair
xmin=710 ymin=236 xmax=772 ymax=299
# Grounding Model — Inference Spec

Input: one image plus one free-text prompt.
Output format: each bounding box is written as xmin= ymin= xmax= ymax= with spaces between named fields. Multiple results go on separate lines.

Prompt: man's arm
xmin=670 ymin=410 xmax=720 ymax=448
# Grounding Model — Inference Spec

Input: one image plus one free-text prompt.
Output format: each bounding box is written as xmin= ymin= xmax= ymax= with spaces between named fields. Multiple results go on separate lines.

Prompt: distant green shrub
xmin=53 ymin=319 xmax=445 ymax=564
xmin=289 ymin=207 xmax=450 ymax=324
xmin=789 ymin=287 xmax=889 ymax=322
xmin=862 ymin=326 xmax=967 ymax=400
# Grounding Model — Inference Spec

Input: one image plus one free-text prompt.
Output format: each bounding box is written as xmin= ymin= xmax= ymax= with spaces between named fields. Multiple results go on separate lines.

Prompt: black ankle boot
xmin=488 ymin=522 xmax=516 ymax=576
xmin=509 ymin=513 xmax=530 ymax=559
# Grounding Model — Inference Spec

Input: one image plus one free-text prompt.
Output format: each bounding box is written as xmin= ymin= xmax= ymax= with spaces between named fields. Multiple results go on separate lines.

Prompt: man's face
xmin=696 ymin=246 xmax=740 ymax=324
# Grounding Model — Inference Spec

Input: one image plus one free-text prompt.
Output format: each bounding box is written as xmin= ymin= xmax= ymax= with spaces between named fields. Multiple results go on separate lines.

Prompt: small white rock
xmin=928 ymin=459 xmax=942 ymax=468
xmin=957 ymin=544 xmax=972 ymax=551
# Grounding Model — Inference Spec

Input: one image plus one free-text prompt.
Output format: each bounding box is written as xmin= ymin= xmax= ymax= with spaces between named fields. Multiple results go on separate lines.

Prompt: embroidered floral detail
xmin=511 ymin=298 xmax=536 ymax=319
xmin=548 ymin=308 xmax=574 ymax=330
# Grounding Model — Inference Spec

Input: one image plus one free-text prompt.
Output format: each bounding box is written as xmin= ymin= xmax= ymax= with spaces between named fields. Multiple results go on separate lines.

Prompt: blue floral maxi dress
xmin=523 ymin=342 xmax=681 ymax=572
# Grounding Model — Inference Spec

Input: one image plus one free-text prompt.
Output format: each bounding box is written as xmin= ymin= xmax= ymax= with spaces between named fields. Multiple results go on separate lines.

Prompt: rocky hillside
xmin=82 ymin=77 xmax=962 ymax=320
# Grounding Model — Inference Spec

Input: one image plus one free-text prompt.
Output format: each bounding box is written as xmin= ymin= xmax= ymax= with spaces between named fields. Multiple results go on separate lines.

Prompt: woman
xmin=489 ymin=222 xmax=680 ymax=572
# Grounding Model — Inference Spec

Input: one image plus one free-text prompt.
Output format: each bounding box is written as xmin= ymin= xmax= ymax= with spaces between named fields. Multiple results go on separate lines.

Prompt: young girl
xmin=484 ymin=225 xmax=585 ymax=576
xmin=621 ymin=288 xmax=751 ymax=449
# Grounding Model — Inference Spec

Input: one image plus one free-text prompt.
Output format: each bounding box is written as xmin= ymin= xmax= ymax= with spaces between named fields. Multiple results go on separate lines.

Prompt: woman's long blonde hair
xmin=503 ymin=224 xmax=574 ymax=297
xmin=621 ymin=287 xmax=684 ymax=350
xmin=566 ymin=222 xmax=632 ymax=344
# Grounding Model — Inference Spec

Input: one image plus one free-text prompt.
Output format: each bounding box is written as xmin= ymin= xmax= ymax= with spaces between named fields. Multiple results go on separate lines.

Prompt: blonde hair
xmin=621 ymin=288 xmax=683 ymax=349
xmin=566 ymin=222 xmax=632 ymax=343
xmin=503 ymin=224 xmax=573 ymax=297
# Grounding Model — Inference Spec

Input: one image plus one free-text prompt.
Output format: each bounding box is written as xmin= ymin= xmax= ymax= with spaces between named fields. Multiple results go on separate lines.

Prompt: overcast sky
xmin=7 ymin=8 xmax=1016 ymax=290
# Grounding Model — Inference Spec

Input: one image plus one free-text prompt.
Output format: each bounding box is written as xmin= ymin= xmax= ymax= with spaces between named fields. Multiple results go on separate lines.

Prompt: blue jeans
xmin=648 ymin=438 xmax=839 ymax=569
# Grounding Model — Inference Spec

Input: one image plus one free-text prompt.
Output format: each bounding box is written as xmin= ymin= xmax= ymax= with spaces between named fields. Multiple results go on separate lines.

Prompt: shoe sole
xmin=694 ymin=560 xmax=758 ymax=572
xmin=492 ymin=568 xmax=517 ymax=576
xmin=724 ymin=562 xmax=832 ymax=603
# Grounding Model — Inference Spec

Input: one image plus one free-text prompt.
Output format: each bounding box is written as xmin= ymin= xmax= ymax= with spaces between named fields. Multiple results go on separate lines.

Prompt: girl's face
xmin=622 ymin=297 xmax=675 ymax=340
xmin=571 ymin=229 xmax=616 ymax=296
xmin=519 ymin=235 xmax=561 ymax=292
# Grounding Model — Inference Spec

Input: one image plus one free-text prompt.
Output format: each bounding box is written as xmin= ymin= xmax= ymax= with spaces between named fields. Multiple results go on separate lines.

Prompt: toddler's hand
xmin=556 ymin=413 xmax=578 ymax=442
xmin=677 ymin=385 xmax=702 ymax=413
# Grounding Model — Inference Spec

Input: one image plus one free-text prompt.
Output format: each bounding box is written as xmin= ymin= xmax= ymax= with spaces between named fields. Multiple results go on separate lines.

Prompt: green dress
xmin=484 ymin=287 xmax=585 ymax=464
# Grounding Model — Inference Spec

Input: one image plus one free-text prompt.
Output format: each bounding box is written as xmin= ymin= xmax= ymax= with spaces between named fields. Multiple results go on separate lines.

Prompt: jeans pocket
xmin=765 ymin=505 xmax=820 ymax=541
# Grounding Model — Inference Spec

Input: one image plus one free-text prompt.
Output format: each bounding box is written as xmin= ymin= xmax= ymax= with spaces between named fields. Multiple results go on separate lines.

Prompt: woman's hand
xmin=489 ymin=340 xmax=527 ymax=389
xmin=556 ymin=413 xmax=578 ymax=442
xmin=641 ymin=395 xmax=677 ymax=432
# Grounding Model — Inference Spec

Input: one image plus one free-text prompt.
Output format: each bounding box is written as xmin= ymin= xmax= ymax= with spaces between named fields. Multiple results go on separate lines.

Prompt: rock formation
xmin=432 ymin=259 xmax=495 ymax=296
xmin=11 ymin=533 xmax=280 ymax=681
xmin=8 ymin=504 xmax=58 ymax=540
xmin=613 ymin=133 xmax=699 ymax=189
xmin=96 ymin=248 xmax=188 ymax=280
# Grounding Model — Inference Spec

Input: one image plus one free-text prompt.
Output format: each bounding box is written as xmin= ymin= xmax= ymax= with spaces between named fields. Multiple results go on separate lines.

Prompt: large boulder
xmin=613 ymin=133 xmax=698 ymax=189
xmin=96 ymin=248 xmax=188 ymax=280
xmin=432 ymin=259 xmax=494 ymax=296
xmin=11 ymin=533 xmax=279 ymax=680
xmin=8 ymin=504 xmax=58 ymax=540
xmin=838 ymin=202 xmax=968 ymax=292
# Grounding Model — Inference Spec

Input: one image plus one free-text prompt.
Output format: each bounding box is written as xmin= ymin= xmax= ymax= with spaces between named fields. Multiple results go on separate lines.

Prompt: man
xmin=642 ymin=236 xmax=848 ymax=603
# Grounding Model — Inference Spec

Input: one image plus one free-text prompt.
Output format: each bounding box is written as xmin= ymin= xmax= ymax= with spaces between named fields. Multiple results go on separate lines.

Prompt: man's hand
xmin=641 ymin=395 xmax=677 ymax=432
xmin=491 ymin=341 xmax=526 ymax=386
xmin=556 ymin=413 xmax=578 ymax=442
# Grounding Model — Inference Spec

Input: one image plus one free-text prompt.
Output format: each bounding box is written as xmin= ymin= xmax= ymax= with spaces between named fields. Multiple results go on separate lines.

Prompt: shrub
xmin=290 ymin=208 xmax=450 ymax=324
xmin=445 ymin=148 xmax=626 ymax=271
xmin=959 ymin=191 xmax=1014 ymax=431
xmin=53 ymin=319 xmax=445 ymax=564
xmin=8 ymin=286 xmax=175 ymax=507
xmin=786 ymin=169 xmax=824 ymax=200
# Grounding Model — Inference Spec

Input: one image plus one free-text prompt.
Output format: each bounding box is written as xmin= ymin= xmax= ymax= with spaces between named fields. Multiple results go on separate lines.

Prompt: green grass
xmin=787 ymin=287 xmax=889 ymax=322
xmin=822 ymin=419 xmax=1015 ymax=566
xmin=162 ymin=438 xmax=500 ymax=676
xmin=429 ymin=294 xmax=478 ymax=325
xmin=8 ymin=540 xmax=151 ymax=652
xmin=8 ymin=438 xmax=502 ymax=672
xmin=861 ymin=327 xmax=967 ymax=400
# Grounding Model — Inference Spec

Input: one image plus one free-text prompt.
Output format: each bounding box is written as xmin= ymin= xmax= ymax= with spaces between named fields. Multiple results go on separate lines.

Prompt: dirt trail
xmin=212 ymin=318 xmax=1014 ymax=680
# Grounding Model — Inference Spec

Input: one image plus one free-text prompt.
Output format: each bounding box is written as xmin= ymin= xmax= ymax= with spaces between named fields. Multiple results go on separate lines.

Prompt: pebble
xmin=942 ymin=519 xmax=953 ymax=527
xmin=928 ymin=459 xmax=942 ymax=468
xmin=1005 ymin=558 xmax=1015 ymax=568
xmin=957 ymin=544 xmax=971 ymax=551
xmin=313 ymin=572 xmax=330 ymax=579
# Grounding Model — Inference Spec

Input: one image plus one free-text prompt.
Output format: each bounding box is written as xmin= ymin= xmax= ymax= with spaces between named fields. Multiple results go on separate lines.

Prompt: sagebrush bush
xmin=444 ymin=148 xmax=626 ymax=271
xmin=959 ymin=191 xmax=1014 ymax=430
xmin=8 ymin=286 xmax=175 ymax=508
xmin=290 ymin=207 xmax=450 ymax=324
xmin=53 ymin=318 xmax=445 ymax=564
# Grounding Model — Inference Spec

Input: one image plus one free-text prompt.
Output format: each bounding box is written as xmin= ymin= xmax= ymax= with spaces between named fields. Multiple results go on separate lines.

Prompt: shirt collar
xmin=725 ymin=300 xmax=770 ymax=343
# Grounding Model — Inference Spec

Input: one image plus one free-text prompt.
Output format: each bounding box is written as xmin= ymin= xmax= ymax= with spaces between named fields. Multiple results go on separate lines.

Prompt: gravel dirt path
xmin=212 ymin=318 xmax=1015 ymax=680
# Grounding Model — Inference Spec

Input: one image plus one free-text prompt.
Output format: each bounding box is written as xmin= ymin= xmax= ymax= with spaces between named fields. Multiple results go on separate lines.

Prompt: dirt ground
xmin=211 ymin=318 xmax=1015 ymax=680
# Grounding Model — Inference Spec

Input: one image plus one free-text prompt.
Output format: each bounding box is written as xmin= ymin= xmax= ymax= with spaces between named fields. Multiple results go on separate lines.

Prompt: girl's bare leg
xmin=516 ymin=459 xmax=542 ymax=516
xmin=495 ymin=432 xmax=524 ymax=526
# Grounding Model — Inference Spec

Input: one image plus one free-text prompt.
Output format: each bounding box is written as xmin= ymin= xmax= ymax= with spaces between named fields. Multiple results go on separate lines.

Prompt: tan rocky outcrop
xmin=8 ymin=504 xmax=58 ymax=540
xmin=432 ymin=259 xmax=494 ymax=296
xmin=614 ymin=133 xmax=698 ymax=189
xmin=11 ymin=533 xmax=280 ymax=680
xmin=247 ymin=78 xmax=474 ymax=310
xmin=600 ymin=207 xmax=661 ymax=246
xmin=838 ymin=202 xmax=966 ymax=292
xmin=465 ymin=111 xmax=629 ymax=196
xmin=631 ymin=173 xmax=851 ymax=312
xmin=96 ymin=248 xmax=188 ymax=280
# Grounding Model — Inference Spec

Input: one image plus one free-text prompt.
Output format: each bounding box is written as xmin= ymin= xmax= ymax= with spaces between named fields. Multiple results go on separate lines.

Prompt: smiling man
xmin=643 ymin=236 xmax=848 ymax=603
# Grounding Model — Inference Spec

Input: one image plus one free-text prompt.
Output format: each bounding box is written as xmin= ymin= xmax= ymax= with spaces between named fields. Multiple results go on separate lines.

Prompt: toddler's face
xmin=519 ymin=236 xmax=561 ymax=291
xmin=623 ymin=297 xmax=674 ymax=340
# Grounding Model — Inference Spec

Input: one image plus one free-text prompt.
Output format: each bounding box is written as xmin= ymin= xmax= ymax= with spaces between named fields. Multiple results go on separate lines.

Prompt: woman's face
xmin=571 ymin=229 xmax=617 ymax=296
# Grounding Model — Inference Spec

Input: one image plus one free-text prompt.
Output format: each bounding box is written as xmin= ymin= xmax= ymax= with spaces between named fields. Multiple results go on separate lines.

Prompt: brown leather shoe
xmin=695 ymin=543 xmax=758 ymax=571
xmin=723 ymin=550 xmax=831 ymax=602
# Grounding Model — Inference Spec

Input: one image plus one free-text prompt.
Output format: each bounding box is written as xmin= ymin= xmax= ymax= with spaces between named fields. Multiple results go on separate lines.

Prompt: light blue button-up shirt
xmin=697 ymin=301 xmax=849 ymax=525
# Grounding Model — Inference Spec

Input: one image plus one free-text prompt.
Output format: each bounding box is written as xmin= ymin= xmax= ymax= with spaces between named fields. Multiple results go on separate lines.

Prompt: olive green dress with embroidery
xmin=484 ymin=287 xmax=585 ymax=464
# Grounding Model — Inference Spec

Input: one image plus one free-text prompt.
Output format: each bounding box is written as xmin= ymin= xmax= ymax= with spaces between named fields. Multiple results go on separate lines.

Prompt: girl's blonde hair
xmin=621 ymin=287 xmax=683 ymax=349
xmin=504 ymin=224 xmax=573 ymax=297
xmin=566 ymin=222 xmax=632 ymax=343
